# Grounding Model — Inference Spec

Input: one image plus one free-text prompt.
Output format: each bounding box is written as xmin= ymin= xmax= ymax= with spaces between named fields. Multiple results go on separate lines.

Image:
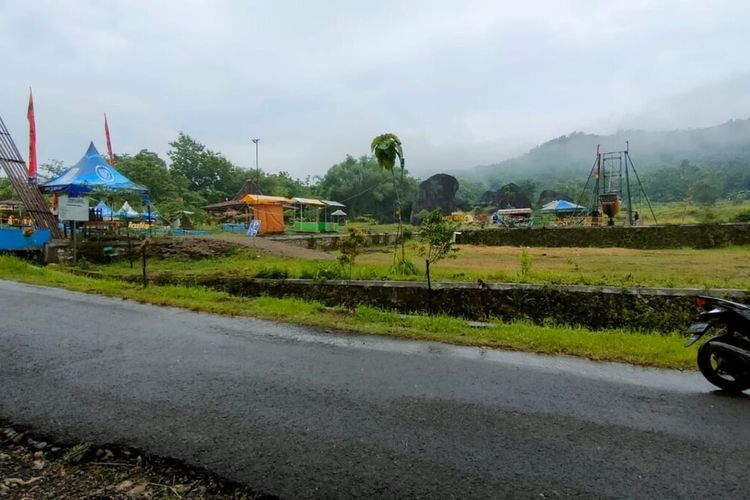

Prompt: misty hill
xmin=467 ymin=118 xmax=750 ymax=188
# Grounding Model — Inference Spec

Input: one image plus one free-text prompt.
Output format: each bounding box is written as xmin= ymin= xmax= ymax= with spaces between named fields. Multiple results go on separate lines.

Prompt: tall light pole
xmin=252 ymin=138 xmax=260 ymax=185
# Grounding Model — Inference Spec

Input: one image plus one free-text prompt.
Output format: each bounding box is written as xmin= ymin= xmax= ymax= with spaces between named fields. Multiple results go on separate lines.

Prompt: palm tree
xmin=371 ymin=133 xmax=408 ymax=268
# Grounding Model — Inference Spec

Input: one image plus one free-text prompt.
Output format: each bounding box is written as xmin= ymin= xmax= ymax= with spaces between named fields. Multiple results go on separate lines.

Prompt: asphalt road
xmin=1 ymin=280 xmax=749 ymax=499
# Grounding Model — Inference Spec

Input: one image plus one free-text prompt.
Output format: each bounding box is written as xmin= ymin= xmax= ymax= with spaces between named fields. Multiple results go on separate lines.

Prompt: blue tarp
xmin=41 ymin=143 xmax=148 ymax=196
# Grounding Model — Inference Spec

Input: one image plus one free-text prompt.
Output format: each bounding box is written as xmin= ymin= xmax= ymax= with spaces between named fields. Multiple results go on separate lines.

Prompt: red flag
xmin=27 ymin=89 xmax=37 ymax=183
xmin=104 ymin=113 xmax=115 ymax=166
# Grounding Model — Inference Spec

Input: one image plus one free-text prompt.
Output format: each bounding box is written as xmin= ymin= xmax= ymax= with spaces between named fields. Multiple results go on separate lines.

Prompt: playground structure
xmin=577 ymin=142 xmax=657 ymax=226
xmin=0 ymin=114 xmax=61 ymax=244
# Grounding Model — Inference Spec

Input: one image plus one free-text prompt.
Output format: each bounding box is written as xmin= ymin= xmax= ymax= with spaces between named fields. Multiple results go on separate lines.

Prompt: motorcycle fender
xmin=685 ymin=322 xmax=712 ymax=347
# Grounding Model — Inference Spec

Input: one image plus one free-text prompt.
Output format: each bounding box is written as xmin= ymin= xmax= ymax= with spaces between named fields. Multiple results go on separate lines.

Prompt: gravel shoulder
xmin=0 ymin=422 xmax=269 ymax=499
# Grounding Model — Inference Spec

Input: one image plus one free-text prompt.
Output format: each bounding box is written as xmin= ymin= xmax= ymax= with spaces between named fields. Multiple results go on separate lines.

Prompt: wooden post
xmin=71 ymin=221 xmax=77 ymax=264
xmin=141 ymin=242 xmax=148 ymax=288
xmin=426 ymin=259 xmax=433 ymax=316
xmin=126 ymin=220 xmax=133 ymax=269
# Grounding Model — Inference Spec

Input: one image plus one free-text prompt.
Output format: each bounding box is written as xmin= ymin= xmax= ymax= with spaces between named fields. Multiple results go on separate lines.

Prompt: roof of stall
xmin=240 ymin=194 xmax=294 ymax=205
xmin=292 ymin=197 xmax=326 ymax=207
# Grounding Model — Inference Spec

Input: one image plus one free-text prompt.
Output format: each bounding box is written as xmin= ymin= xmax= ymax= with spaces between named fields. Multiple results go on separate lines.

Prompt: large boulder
xmin=537 ymin=190 xmax=573 ymax=206
xmin=479 ymin=183 xmax=532 ymax=209
xmin=410 ymin=173 xmax=459 ymax=225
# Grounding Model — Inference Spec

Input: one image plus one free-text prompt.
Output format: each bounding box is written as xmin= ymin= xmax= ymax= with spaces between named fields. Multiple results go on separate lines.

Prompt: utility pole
xmin=252 ymin=138 xmax=260 ymax=184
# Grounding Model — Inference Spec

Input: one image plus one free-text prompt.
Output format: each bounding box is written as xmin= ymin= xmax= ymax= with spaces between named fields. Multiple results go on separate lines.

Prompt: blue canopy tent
xmin=93 ymin=200 xmax=114 ymax=218
xmin=540 ymin=200 xmax=586 ymax=214
xmin=41 ymin=143 xmax=148 ymax=196
xmin=116 ymin=201 xmax=140 ymax=220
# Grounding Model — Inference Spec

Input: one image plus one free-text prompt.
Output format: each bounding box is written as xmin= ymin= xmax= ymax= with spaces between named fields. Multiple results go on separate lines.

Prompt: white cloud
xmin=1 ymin=0 xmax=749 ymax=180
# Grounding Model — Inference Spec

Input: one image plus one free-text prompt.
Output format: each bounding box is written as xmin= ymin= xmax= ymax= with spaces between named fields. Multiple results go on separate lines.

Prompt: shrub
xmin=519 ymin=247 xmax=533 ymax=280
xmin=732 ymin=210 xmax=750 ymax=223
xmin=254 ymin=266 xmax=289 ymax=279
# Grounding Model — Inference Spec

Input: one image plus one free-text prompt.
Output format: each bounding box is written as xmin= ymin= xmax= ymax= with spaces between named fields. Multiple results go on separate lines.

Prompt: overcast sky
xmin=1 ymin=0 xmax=749 ymax=179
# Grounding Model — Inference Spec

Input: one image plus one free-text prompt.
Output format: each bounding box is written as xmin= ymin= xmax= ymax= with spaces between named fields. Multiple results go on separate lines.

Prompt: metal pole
xmin=252 ymin=138 xmax=260 ymax=184
xmin=624 ymin=142 xmax=633 ymax=226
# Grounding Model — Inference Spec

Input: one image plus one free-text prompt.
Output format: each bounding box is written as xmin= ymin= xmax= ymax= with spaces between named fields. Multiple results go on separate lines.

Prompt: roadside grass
xmin=0 ymin=255 xmax=695 ymax=370
xmin=93 ymin=243 xmax=750 ymax=289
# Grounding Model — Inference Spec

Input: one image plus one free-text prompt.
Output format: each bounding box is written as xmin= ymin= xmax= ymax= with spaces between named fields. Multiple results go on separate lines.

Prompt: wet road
xmin=1 ymin=280 xmax=749 ymax=499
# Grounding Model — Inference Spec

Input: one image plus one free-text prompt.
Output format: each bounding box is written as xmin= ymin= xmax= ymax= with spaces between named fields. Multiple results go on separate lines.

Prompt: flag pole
xmin=27 ymin=88 xmax=37 ymax=185
xmin=104 ymin=113 xmax=115 ymax=166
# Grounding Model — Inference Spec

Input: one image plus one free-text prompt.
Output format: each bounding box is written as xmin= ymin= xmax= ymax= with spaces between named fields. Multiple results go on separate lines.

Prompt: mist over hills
xmin=465 ymin=118 xmax=750 ymax=189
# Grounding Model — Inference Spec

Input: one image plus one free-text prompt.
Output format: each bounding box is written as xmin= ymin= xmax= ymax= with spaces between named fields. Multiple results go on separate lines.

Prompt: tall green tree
xmin=371 ymin=133 xmax=411 ymax=268
xmin=316 ymin=155 xmax=417 ymax=222
xmin=167 ymin=133 xmax=245 ymax=203
xmin=116 ymin=150 xmax=175 ymax=201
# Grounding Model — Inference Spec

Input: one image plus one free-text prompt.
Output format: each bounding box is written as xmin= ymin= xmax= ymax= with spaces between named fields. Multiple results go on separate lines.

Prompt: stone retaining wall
xmin=140 ymin=274 xmax=750 ymax=333
xmin=457 ymin=223 xmax=750 ymax=249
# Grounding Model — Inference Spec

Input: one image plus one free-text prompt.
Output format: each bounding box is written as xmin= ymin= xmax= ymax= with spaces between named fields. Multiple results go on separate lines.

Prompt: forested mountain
xmin=465 ymin=119 xmax=750 ymax=187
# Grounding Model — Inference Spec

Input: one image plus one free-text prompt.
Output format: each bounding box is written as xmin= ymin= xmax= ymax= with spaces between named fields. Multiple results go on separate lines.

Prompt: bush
xmin=733 ymin=210 xmax=750 ymax=223
xmin=352 ymin=215 xmax=378 ymax=224
xmin=254 ymin=266 xmax=289 ymax=279
xmin=301 ymin=263 xmax=345 ymax=281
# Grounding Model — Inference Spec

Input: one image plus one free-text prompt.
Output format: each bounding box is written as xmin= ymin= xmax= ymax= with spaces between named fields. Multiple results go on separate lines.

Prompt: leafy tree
xmin=316 ymin=155 xmax=417 ymax=222
xmin=417 ymin=210 xmax=460 ymax=291
xmin=337 ymin=226 xmax=367 ymax=281
xmin=40 ymin=159 xmax=66 ymax=178
xmin=456 ymin=178 xmax=488 ymax=208
xmin=690 ymin=179 xmax=721 ymax=205
xmin=116 ymin=150 xmax=175 ymax=201
xmin=167 ymin=133 xmax=245 ymax=203
xmin=258 ymin=170 xmax=310 ymax=197
xmin=0 ymin=178 xmax=15 ymax=200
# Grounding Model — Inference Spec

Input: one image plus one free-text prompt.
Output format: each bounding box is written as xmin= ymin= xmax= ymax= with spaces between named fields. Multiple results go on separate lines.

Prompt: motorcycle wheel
xmin=697 ymin=336 xmax=750 ymax=392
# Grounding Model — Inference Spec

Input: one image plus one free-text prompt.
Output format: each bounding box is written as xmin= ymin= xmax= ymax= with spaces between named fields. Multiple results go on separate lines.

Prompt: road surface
xmin=1 ymin=280 xmax=749 ymax=498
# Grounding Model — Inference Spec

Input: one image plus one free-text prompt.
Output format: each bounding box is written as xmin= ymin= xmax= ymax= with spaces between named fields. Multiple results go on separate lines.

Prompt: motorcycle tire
xmin=697 ymin=336 xmax=750 ymax=392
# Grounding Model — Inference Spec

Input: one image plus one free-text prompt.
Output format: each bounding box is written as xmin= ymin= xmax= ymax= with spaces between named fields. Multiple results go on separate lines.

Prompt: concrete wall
xmin=457 ymin=223 xmax=750 ymax=249
xmin=140 ymin=274 xmax=750 ymax=333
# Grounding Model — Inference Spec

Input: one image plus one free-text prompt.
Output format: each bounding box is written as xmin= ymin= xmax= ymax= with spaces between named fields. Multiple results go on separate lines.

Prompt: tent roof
xmin=540 ymin=200 xmax=586 ymax=212
xmin=41 ymin=142 xmax=148 ymax=196
xmin=292 ymin=197 xmax=326 ymax=207
xmin=497 ymin=208 xmax=533 ymax=216
xmin=232 ymin=179 xmax=262 ymax=200
xmin=117 ymin=201 xmax=140 ymax=218
xmin=240 ymin=194 xmax=293 ymax=205
xmin=330 ymin=209 xmax=347 ymax=216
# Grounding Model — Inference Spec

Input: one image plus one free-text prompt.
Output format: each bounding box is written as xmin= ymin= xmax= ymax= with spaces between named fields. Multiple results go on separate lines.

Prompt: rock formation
xmin=410 ymin=173 xmax=459 ymax=225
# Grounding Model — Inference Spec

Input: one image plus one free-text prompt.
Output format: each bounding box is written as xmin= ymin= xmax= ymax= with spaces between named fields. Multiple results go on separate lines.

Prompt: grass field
xmin=93 ymin=242 xmax=750 ymax=290
xmin=0 ymin=255 xmax=696 ymax=369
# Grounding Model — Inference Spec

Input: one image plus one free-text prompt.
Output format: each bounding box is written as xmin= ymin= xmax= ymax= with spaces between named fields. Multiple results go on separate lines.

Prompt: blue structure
xmin=540 ymin=200 xmax=587 ymax=214
xmin=41 ymin=143 xmax=148 ymax=196
xmin=0 ymin=227 xmax=51 ymax=251
xmin=93 ymin=200 xmax=114 ymax=218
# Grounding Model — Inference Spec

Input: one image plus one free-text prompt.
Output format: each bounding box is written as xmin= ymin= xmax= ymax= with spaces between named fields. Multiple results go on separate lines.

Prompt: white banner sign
xmin=58 ymin=195 xmax=90 ymax=222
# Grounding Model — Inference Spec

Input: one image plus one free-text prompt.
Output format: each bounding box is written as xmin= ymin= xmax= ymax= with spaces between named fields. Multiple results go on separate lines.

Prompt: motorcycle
xmin=686 ymin=296 xmax=750 ymax=392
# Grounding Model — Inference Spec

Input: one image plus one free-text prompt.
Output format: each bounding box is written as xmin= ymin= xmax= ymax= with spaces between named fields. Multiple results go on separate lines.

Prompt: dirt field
xmin=150 ymin=235 xmax=334 ymax=261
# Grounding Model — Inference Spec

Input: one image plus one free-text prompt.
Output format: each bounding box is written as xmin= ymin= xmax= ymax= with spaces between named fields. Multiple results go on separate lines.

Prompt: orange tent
xmin=239 ymin=194 xmax=288 ymax=234
xmin=252 ymin=203 xmax=285 ymax=234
